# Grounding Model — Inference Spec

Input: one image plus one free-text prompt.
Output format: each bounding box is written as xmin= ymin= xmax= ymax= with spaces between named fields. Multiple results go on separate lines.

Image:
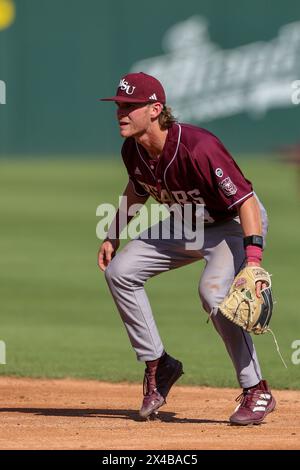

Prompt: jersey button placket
xmin=154 ymin=157 xmax=163 ymax=199
xmin=156 ymin=178 xmax=162 ymax=198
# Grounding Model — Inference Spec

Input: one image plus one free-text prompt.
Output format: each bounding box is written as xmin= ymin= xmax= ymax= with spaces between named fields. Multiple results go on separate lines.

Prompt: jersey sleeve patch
xmin=218 ymin=177 xmax=237 ymax=196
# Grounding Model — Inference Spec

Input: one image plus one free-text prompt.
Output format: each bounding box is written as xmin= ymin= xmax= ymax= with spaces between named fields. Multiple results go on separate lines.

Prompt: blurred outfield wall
xmin=0 ymin=0 xmax=299 ymax=156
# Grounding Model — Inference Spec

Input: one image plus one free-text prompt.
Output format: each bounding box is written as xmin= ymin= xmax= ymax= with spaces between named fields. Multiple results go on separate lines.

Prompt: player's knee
xmin=198 ymin=283 xmax=224 ymax=315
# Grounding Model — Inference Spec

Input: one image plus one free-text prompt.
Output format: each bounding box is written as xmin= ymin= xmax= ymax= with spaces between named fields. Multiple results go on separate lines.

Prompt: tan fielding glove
xmin=219 ymin=266 xmax=273 ymax=335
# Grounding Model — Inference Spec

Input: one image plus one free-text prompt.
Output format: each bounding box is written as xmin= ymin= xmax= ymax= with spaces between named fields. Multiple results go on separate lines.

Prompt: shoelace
xmin=143 ymin=370 xmax=157 ymax=397
xmin=235 ymin=389 xmax=266 ymax=408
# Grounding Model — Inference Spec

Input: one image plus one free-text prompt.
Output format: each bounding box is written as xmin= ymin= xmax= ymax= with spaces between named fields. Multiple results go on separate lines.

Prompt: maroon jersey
xmin=121 ymin=122 xmax=253 ymax=223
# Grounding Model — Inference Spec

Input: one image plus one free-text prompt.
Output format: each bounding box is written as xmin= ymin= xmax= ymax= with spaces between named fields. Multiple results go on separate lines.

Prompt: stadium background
xmin=0 ymin=0 xmax=299 ymax=389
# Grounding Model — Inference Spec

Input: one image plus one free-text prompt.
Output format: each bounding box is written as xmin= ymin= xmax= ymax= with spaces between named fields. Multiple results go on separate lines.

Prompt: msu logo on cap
xmin=119 ymin=78 xmax=136 ymax=95
xmin=100 ymin=72 xmax=166 ymax=103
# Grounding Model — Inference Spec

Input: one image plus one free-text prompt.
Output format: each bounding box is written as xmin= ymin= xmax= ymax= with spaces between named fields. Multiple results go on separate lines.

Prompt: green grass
xmin=0 ymin=156 xmax=299 ymax=388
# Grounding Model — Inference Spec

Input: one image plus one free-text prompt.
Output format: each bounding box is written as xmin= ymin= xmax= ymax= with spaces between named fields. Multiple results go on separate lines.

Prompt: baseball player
xmin=98 ymin=72 xmax=276 ymax=425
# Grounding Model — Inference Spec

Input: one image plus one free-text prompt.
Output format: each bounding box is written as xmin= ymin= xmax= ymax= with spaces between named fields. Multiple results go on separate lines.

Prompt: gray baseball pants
xmin=105 ymin=208 xmax=268 ymax=388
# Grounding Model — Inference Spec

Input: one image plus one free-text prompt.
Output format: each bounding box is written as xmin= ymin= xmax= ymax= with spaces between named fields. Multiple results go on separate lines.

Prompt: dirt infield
xmin=0 ymin=377 xmax=299 ymax=450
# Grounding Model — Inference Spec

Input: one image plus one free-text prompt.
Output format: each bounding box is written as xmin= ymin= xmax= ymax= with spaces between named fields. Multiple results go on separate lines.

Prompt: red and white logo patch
xmin=235 ymin=277 xmax=246 ymax=288
xmin=219 ymin=177 xmax=237 ymax=196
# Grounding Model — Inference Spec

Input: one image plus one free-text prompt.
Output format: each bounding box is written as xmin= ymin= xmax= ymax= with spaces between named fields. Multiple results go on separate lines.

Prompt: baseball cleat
xmin=145 ymin=411 xmax=160 ymax=421
xmin=139 ymin=389 xmax=165 ymax=418
xmin=229 ymin=379 xmax=276 ymax=425
xmin=139 ymin=353 xmax=184 ymax=419
xmin=156 ymin=354 xmax=184 ymax=400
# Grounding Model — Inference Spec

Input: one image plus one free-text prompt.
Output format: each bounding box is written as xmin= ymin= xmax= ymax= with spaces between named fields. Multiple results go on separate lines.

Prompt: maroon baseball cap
xmin=100 ymin=72 xmax=166 ymax=104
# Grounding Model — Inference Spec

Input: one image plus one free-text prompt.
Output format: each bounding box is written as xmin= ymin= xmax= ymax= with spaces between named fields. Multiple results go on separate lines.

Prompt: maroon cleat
xmin=156 ymin=354 xmax=184 ymax=400
xmin=139 ymin=389 xmax=165 ymax=419
xmin=229 ymin=379 xmax=276 ymax=425
xmin=139 ymin=353 xmax=184 ymax=418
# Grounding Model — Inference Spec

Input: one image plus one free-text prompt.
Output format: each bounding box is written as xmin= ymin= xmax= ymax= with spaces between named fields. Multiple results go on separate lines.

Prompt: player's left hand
xmin=246 ymin=261 xmax=268 ymax=298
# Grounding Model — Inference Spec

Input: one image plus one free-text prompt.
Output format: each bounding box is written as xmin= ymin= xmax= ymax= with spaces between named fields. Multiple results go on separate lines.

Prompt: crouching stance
xmin=98 ymin=72 xmax=276 ymax=424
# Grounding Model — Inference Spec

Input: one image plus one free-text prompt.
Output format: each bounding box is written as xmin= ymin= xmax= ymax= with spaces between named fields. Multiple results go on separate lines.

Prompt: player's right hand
xmin=98 ymin=239 xmax=120 ymax=271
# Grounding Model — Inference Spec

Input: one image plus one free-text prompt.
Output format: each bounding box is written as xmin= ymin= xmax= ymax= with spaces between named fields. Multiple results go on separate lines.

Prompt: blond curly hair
xmin=158 ymin=105 xmax=177 ymax=130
